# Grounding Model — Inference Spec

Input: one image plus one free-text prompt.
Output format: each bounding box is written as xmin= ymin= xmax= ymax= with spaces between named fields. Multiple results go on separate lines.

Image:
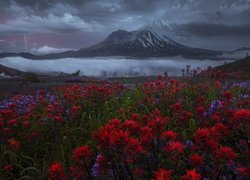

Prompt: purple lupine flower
xmin=108 ymin=165 xmax=114 ymax=178
xmin=204 ymin=100 xmax=222 ymax=117
xmin=210 ymin=100 xmax=223 ymax=109
xmin=185 ymin=140 xmax=193 ymax=149
xmin=0 ymin=90 xmax=58 ymax=115
xmin=226 ymin=161 xmax=236 ymax=171
xmin=0 ymin=94 xmax=36 ymax=115
xmin=154 ymin=98 xmax=160 ymax=105
xmin=92 ymin=154 xmax=103 ymax=178
xmin=233 ymin=81 xmax=250 ymax=88
xmin=92 ymin=154 xmax=114 ymax=178
xmin=239 ymin=94 xmax=250 ymax=99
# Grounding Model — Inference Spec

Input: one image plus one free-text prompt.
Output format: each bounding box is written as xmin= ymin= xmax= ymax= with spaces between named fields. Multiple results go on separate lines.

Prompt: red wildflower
xmin=206 ymin=139 xmax=220 ymax=151
xmin=7 ymin=119 xmax=18 ymax=127
xmin=215 ymin=146 xmax=237 ymax=162
xmin=210 ymin=123 xmax=229 ymax=140
xmin=195 ymin=106 xmax=205 ymax=116
xmin=225 ymin=109 xmax=234 ymax=117
xmin=182 ymin=111 xmax=193 ymax=121
xmin=189 ymin=154 xmax=204 ymax=167
xmin=236 ymin=166 xmax=250 ymax=177
xmin=2 ymin=128 xmax=11 ymax=135
xmin=131 ymin=113 xmax=140 ymax=121
xmin=8 ymin=138 xmax=20 ymax=152
xmin=22 ymin=114 xmax=30 ymax=121
xmin=223 ymin=91 xmax=233 ymax=101
xmin=70 ymin=165 xmax=85 ymax=179
xmin=165 ymin=141 xmax=186 ymax=154
xmin=0 ymin=119 xmax=3 ymax=128
xmin=196 ymin=96 xmax=205 ymax=104
xmin=110 ymin=130 xmax=135 ymax=149
xmin=147 ymin=116 xmax=168 ymax=135
xmin=133 ymin=168 xmax=145 ymax=177
xmin=9 ymin=103 xmax=16 ymax=109
xmin=48 ymin=162 xmax=66 ymax=180
xmin=172 ymin=102 xmax=182 ymax=112
xmin=72 ymin=145 xmax=93 ymax=163
xmin=234 ymin=109 xmax=250 ymax=124
xmin=140 ymin=126 xmax=154 ymax=145
xmin=108 ymin=118 xmax=122 ymax=129
xmin=47 ymin=105 xmax=54 ymax=114
xmin=181 ymin=169 xmax=202 ymax=180
xmin=212 ymin=114 xmax=221 ymax=123
xmin=54 ymin=116 xmax=62 ymax=123
xmin=124 ymin=120 xmax=140 ymax=134
xmin=127 ymin=138 xmax=144 ymax=154
xmin=193 ymin=128 xmax=210 ymax=142
xmin=71 ymin=105 xmax=82 ymax=113
xmin=155 ymin=168 xmax=172 ymax=180
xmin=93 ymin=128 xmax=112 ymax=147
xmin=214 ymin=81 xmax=222 ymax=88
xmin=22 ymin=120 xmax=30 ymax=127
xmin=2 ymin=164 xmax=13 ymax=172
xmin=162 ymin=130 xmax=177 ymax=140
xmin=151 ymin=109 xmax=162 ymax=117
xmin=193 ymin=128 xmax=220 ymax=152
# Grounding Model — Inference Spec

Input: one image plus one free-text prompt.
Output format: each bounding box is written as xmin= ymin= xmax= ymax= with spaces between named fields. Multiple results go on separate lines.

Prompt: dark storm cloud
xmin=172 ymin=23 xmax=250 ymax=37
xmin=0 ymin=0 xmax=249 ymax=51
xmin=1 ymin=0 xmax=249 ymax=26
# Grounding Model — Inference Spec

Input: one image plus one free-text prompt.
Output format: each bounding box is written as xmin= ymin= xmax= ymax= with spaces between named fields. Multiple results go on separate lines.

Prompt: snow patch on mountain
xmin=139 ymin=39 xmax=147 ymax=47
xmin=31 ymin=45 xmax=74 ymax=55
xmin=106 ymin=29 xmax=184 ymax=50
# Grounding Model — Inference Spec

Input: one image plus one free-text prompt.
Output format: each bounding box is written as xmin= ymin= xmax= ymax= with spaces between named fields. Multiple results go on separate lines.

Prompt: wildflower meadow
xmin=0 ymin=68 xmax=249 ymax=179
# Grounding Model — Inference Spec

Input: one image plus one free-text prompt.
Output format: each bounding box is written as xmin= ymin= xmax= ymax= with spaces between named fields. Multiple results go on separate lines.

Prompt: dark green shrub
xmin=24 ymin=73 xmax=40 ymax=82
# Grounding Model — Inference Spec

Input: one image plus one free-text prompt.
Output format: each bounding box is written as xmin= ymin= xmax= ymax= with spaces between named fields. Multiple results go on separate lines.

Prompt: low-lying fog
xmin=0 ymin=57 xmax=234 ymax=77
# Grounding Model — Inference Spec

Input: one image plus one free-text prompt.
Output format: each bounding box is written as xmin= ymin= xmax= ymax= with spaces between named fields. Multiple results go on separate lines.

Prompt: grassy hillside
xmin=216 ymin=56 xmax=250 ymax=78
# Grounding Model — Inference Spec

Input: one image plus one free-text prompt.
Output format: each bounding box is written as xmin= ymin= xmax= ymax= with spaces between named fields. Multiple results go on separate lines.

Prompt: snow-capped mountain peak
xmin=104 ymin=29 xmax=182 ymax=49
xmin=105 ymin=30 xmax=137 ymax=44
xmin=73 ymin=29 xmax=221 ymax=58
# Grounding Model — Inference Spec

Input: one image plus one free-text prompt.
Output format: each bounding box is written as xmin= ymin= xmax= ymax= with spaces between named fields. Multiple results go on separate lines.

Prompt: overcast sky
xmin=0 ymin=0 xmax=250 ymax=53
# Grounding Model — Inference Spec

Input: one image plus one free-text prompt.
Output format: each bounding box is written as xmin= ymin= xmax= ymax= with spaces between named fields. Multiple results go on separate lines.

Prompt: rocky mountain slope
xmin=74 ymin=29 xmax=220 ymax=58
xmin=0 ymin=29 xmax=221 ymax=60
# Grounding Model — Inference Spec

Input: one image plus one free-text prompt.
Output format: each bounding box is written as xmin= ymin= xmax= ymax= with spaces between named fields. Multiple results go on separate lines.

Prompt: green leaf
xmin=20 ymin=167 xmax=40 ymax=176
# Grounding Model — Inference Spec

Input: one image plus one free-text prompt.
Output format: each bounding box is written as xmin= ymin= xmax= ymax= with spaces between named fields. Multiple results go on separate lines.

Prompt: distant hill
xmin=235 ymin=47 xmax=250 ymax=51
xmin=0 ymin=64 xmax=25 ymax=76
xmin=0 ymin=51 xmax=75 ymax=60
xmin=215 ymin=56 xmax=250 ymax=77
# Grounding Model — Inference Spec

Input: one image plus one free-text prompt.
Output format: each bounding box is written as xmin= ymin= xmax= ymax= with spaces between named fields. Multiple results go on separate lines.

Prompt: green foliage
xmin=24 ymin=73 xmax=40 ymax=82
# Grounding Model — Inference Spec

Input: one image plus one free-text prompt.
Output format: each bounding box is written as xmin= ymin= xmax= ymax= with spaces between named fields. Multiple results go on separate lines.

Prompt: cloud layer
xmin=0 ymin=57 xmax=235 ymax=77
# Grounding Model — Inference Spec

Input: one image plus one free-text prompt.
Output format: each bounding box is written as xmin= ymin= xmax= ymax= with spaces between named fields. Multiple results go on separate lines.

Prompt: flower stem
xmin=122 ymin=152 xmax=134 ymax=180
